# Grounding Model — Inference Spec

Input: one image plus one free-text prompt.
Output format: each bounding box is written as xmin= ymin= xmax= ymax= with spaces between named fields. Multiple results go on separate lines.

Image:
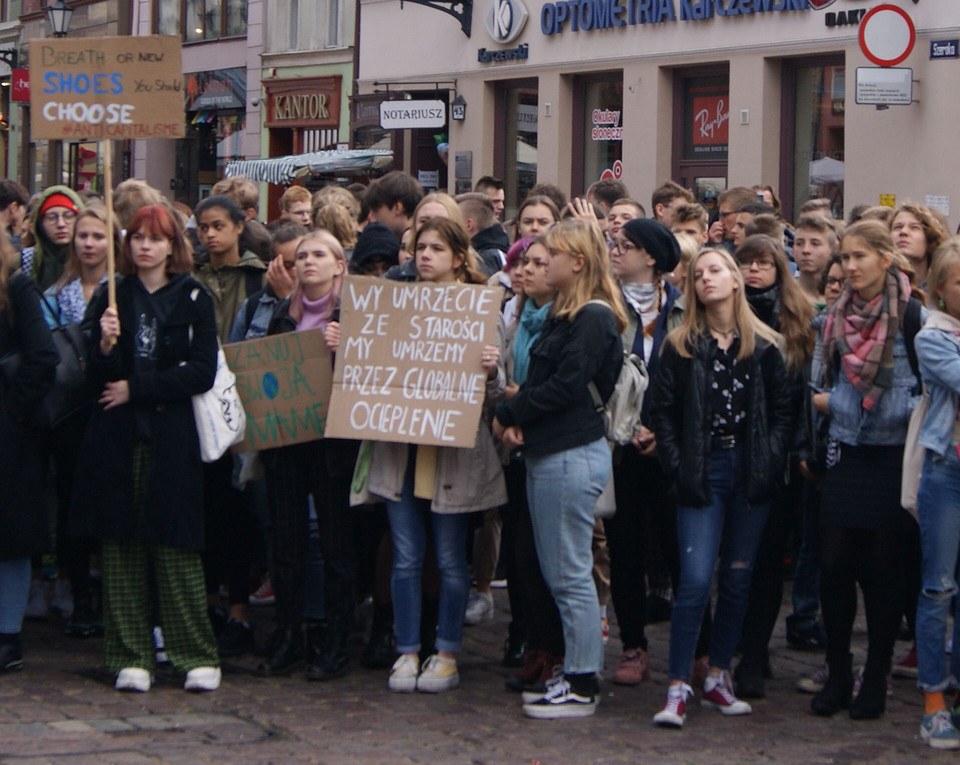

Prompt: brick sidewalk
xmin=0 ymin=587 xmax=947 ymax=764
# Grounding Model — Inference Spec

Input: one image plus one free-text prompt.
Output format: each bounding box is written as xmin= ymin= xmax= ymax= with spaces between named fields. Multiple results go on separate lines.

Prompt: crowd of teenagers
xmin=1 ymin=171 xmax=960 ymax=746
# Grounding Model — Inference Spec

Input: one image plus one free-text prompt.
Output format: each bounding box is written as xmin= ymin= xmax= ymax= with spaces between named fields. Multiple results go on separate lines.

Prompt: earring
xmin=939 ymin=298 xmax=946 ymax=310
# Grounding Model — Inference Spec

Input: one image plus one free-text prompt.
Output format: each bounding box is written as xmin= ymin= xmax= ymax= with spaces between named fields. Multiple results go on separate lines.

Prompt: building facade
xmin=356 ymin=0 xmax=960 ymax=226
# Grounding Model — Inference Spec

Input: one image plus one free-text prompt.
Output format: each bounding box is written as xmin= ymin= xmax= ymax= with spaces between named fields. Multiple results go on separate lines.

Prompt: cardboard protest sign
xmin=224 ymin=329 xmax=333 ymax=451
xmin=30 ymin=35 xmax=185 ymax=140
xmin=325 ymin=275 xmax=503 ymax=448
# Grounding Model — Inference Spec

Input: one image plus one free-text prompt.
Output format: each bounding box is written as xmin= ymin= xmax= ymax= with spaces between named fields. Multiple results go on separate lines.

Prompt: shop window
xmin=157 ymin=0 xmax=247 ymax=41
xmin=266 ymin=0 xmax=341 ymax=52
xmin=782 ymin=59 xmax=845 ymax=220
xmin=573 ymin=75 xmax=623 ymax=196
xmin=672 ymin=68 xmax=730 ymax=210
xmin=495 ymin=80 xmax=538 ymax=221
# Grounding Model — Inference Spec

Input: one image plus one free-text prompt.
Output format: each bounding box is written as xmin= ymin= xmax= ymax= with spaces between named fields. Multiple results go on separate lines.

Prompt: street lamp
xmin=44 ymin=0 xmax=74 ymax=38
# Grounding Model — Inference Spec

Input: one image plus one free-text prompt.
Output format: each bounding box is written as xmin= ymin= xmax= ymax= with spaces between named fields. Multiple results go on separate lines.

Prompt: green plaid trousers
xmin=101 ymin=444 xmax=218 ymax=674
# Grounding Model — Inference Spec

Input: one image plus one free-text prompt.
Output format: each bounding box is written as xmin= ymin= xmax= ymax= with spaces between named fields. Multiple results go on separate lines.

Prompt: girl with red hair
xmin=70 ymin=204 xmax=221 ymax=693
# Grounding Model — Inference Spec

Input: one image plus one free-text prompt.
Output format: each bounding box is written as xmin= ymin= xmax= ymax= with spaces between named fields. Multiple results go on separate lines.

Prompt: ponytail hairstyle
xmin=667 ymin=247 xmax=782 ymax=362
xmin=413 ymin=217 xmax=487 ymax=285
xmin=543 ymin=219 xmax=627 ymax=332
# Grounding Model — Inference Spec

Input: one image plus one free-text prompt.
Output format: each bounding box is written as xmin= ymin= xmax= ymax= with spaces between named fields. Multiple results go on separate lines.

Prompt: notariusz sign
xmin=540 ymin=0 xmax=808 ymax=35
xmin=379 ymin=100 xmax=446 ymax=129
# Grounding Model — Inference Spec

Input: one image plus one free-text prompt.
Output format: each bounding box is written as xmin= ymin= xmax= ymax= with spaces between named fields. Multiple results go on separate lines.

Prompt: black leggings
xmin=819 ymin=525 xmax=903 ymax=677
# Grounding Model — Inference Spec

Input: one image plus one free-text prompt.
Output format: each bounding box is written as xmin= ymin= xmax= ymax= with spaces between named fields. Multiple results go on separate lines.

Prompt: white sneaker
xmin=416 ymin=654 xmax=460 ymax=692
xmin=184 ymin=666 xmax=221 ymax=692
xmin=51 ymin=579 xmax=73 ymax=618
xmin=24 ymin=581 xmax=49 ymax=620
xmin=464 ymin=592 xmax=494 ymax=625
xmin=115 ymin=667 xmax=152 ymax=692
xmin=388 ymin=653 xmax=419 ymax=692
xmin=653 ymin=683 xmax=693 ymax=728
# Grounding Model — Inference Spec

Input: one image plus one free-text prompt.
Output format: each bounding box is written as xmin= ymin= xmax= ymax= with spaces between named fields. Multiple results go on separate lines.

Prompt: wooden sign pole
xmin=102 ymin=139 xmax=116 ymax=312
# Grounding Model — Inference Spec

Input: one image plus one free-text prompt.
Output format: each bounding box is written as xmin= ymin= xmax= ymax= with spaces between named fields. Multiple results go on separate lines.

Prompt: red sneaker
xmin=892 ymin=644 xmax=918 ymax=679
xmin=653 ymin=683 xmax=693 ymax=728
xmin=249 ymin=579 xmax=275 ymax=606
xmin=701 ymin=671 xmax=752 ymax=715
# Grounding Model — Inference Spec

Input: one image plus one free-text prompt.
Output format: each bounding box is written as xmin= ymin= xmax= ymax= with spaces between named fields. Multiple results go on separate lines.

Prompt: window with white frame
xmin=265 ymin=0 xmax=341 ymax=52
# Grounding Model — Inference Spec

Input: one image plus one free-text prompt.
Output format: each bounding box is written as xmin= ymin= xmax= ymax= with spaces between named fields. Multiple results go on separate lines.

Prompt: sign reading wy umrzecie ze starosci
xmin=30 ymin=36 xmax=185 ymax=140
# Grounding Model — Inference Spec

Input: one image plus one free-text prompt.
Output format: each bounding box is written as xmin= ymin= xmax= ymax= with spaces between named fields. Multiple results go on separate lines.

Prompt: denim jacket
xmin=916 ymin=311 xmax=960 ymax=457
xmin=826 ymin=330 xmax=922 ymax=447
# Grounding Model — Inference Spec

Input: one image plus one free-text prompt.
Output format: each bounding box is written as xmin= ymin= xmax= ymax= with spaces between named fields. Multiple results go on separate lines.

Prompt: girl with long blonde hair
xmin=257 ymin=226 xmax=359 ymax=682
xmin=493 ymin=219 xmax=625 ymax=719
xmin=649 ymin=247 xmax=793 ymax=728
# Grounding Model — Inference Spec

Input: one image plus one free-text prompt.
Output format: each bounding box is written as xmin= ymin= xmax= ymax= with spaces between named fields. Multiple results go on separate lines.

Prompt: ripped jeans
xmin=668 ymin=446 xmax=770 ymax=681
xmin=917 ymin=448 xmax=960 ymax=692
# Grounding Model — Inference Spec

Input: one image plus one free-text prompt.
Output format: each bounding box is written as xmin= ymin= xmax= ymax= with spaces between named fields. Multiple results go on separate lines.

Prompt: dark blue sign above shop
xmin=930 ymin=39 xmax=959 ymax=59
xmin=540 ymin=0 xmax=809 ymax=36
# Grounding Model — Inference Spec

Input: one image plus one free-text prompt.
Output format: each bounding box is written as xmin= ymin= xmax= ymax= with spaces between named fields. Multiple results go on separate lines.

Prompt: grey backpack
xmin=586 ymin=300 xmax=650 ymax=445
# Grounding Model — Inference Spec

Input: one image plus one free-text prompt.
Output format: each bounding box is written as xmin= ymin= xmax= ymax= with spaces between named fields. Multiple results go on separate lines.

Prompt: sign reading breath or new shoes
xmin=30 ymin=36 xmax=185 ymax=140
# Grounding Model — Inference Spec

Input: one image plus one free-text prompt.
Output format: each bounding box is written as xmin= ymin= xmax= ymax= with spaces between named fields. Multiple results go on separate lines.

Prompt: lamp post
xmin=44 ymin=0 xmax=74 ymax=38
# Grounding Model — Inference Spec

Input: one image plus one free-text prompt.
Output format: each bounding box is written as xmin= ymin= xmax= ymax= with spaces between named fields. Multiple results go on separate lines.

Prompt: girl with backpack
xmin=493 ymin=219 xmax=625 ymax=719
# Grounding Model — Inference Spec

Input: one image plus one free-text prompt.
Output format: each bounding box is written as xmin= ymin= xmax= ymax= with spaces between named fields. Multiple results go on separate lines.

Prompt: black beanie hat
xmin=351 ymin=222 xmax=400 ymax=273
xmin=621 ymin=218 xmax=681 ymax=274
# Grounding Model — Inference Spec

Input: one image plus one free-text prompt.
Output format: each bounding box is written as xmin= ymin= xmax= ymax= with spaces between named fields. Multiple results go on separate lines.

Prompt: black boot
xmin=849 ymin=666 xmax=886 ymax=720
xmin=0 ymin=633 xmax=22 ymax=673
xmin=811 ymin=653 xmax=853 ymax=716
xmin=733 ymin=656 xmax=766 ymax=699
xmin=304 ymin=622 xmax=328 ymax=668
xmin=257 ymin=627 xmax=304 ymax=676
xmin=362 ymin=603 xmax=396 ymax=669
xmin=308 ymin=615 xmax=351 ymax=681
xmin=502 ymin=636 xmax=526 ymax=668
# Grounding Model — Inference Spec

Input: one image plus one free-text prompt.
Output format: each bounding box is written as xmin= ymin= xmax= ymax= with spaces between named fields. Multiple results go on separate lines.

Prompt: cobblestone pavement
xmin=0 ymin=587 xmax=950 ymax=764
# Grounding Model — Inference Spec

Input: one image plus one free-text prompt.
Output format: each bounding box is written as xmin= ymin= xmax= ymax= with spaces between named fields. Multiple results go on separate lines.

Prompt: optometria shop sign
xmin=540 ymin=0 xmax=808 ymax=35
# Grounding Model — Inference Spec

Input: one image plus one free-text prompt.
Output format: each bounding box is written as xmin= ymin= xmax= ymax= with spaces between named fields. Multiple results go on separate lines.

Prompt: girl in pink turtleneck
xmin=257 ymin=230 xmax=361 ymax=683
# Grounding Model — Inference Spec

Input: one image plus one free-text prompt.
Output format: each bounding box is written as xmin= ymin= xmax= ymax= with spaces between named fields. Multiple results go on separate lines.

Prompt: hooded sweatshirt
xmin=21 ymin=185 xmax=85 ymax=290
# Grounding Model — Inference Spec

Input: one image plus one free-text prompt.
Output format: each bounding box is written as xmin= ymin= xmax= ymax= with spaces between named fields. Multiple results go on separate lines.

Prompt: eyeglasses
xmin=613 ymin=240 xmax=638 ymax=255
xmin=719 ymin=209 xmax=737 ymax=218
xmin=42 ymin=210 xmax=77 ymax=224
xmin=825 ymin=276 xmax=844 ymax=287
xmin=736 ymin=257 xmax=776 ymax=271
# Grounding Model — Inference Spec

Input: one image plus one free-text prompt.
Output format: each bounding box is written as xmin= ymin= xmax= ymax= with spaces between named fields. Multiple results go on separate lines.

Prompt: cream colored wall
xmin=358 ymin=0 xmax=960 ymax=228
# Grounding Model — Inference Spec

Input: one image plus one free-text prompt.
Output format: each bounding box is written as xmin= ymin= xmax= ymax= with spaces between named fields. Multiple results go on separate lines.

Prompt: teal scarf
xmin=513 ymin=299 xmax=552 ymax=386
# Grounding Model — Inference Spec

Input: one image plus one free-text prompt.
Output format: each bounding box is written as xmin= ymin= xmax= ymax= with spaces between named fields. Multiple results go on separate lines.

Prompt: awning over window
xmin=225 ymin=149 xmax=394 ymax=185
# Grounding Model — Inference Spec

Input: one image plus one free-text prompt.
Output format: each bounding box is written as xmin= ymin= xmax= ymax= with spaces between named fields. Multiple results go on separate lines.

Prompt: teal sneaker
xmin=921 ymin=710 xmax=960 ymax=750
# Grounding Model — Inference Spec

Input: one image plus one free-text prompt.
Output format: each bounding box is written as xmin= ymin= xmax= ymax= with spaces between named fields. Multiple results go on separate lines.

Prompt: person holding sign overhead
xmin=256 ymin=229 xmax=359 ymax=682
xmin=331 ymin=217 xmax=507 ymax=694
xmin=493 ymin=219 xmax=624 ymax=719
xmin=70 ymin=205 xmax=221 ymax=693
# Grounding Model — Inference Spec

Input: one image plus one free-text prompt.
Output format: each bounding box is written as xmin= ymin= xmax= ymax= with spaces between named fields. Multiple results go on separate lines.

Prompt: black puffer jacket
xmin=649 ymin=333 xmax=793 ymax=507
xmin=495 ymin=302 xmax=622 ymax=458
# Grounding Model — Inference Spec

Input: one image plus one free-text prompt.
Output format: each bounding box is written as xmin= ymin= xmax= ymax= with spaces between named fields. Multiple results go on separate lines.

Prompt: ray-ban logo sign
xmin=485 ymin=0 xmax=528 ymax=44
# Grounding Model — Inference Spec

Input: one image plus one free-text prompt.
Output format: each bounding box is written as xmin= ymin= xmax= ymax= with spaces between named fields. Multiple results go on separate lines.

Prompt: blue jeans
xmin=668 ymin=447 xmax=771 ymax=680
xmin=386 ymin=463 xmax=471 ymax=655
xmin=525 ymin=438 xmax=610 ymax=675
xmin=0 ymin=556 xmax=30 ymax=633
xmin=917 ymin=449 xmax=960 ymax=692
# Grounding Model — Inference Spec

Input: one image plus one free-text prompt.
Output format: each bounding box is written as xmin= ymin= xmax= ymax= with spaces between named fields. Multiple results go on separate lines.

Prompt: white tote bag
xmin=901 ymin=387 xmax=929 ymax=518
xmin=188 ymin=288 xmax=246 ymax=463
